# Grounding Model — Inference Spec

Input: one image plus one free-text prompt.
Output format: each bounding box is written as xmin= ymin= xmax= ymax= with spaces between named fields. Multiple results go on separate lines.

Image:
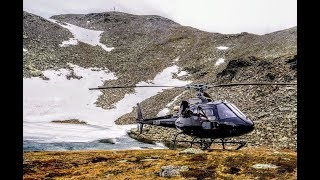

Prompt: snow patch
xmin=177 ymin=71 xmax=188 ymax=77
xmin=112 ymin=65 xmax=191 ymax=119
xmin=157 ymin=91 xmax=187 ymax=117
xmin=167 ymin=92 xmax=186 ymax=107
xmin=215 ymin=58 xmax=225 ymax=66
xmin=216 ymin=46 xmax=229 ymax=50
xmin=157 ymin=108 xmax=170 ymax=117
xmin=59 ymin=38 xmax=78 ymax=47
xmin=49 ymin=19 xmax=114 ymax=52
xmin=23 ymin=63 xmax=191 ymax=143
xmin=24 ymin=64 xmax=118 ymax=142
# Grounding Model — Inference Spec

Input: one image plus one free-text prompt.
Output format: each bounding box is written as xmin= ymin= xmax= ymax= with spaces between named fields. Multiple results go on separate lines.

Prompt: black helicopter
xmin=89 ymin=82 xmax=296 ymax=150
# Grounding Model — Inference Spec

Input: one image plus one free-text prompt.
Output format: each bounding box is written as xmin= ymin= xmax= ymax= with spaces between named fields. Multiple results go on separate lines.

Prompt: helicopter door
xmin=200 ymin=107 xmax=219 ymax=129
xmin=191 ymin=107 xmax=201 ymax=126
xmin=197 ymin=107 xmax=215 ymax=129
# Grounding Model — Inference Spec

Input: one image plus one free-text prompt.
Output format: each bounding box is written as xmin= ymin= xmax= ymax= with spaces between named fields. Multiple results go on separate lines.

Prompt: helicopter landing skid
xmin=217 ymin=139 xmax=247 ymax=150
xmin=172 ymin=135 xmax=247 ymax=150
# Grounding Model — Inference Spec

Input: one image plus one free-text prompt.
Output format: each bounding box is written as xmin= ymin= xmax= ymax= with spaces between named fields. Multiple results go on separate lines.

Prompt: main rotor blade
xmin=89 ymin=82 xmax=297 ymax=90
xmin=89 ymin=85 xmax=184 ymax=90
xmin=208 ymin=82 xmax=297 ymax=88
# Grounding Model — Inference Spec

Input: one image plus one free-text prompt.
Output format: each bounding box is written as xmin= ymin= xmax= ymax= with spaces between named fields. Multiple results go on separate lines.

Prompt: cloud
xmin=23 ymin=0 xmax=296 ymax=34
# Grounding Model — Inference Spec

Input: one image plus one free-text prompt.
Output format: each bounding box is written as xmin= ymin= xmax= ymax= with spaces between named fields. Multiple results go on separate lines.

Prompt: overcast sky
xmin=23 ymin=0 xmax=297 ymax=35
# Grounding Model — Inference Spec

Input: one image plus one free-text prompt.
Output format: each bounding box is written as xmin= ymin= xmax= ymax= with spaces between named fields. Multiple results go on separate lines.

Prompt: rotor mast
xmin=185 ymin=84 xmax=212 ymax=102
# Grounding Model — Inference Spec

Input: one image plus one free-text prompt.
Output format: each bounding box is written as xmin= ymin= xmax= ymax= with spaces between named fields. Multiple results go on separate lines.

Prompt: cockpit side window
xmin=203 ymin=109 xmax=214 ymax=116
xmin=216 ymin=104 xmax=237 ymax=119
xmin=202 ymin=108 xmax=216 ymax=121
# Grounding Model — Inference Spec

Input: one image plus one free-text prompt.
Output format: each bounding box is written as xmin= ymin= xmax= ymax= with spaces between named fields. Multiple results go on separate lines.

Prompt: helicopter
xmin=89 ymin=82 xmax=296 ymax=150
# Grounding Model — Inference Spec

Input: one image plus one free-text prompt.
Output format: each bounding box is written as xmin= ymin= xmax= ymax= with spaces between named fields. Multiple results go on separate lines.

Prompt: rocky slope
xmin=23 ymin=11 xmax=297 ymax=150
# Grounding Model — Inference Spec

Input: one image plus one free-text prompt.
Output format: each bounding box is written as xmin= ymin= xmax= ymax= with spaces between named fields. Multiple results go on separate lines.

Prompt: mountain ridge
xmin=23 ymin=11 xmax=297 ymax=150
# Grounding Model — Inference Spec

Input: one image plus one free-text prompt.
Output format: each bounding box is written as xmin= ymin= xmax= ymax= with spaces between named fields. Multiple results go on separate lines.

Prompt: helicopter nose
xmin=247 ymin=124 xmax=254 ymax=132
xmin=245 ymin=118 xmax=254 ymax=125
xmin=244 ymin=119 xmax=254 ymax=133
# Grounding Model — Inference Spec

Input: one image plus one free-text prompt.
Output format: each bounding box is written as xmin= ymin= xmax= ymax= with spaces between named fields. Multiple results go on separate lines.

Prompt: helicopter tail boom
xmin=136 ymin=103 xmax=177 ymax=134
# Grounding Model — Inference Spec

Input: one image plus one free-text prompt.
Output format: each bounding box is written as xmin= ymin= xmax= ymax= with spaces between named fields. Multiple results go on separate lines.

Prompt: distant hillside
xmin=23 ymin=11 xmax=296 ymax=150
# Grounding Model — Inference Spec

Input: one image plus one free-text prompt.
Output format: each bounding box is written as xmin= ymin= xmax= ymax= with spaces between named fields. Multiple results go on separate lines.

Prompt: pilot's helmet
xmin=173 ymin=106 xmax=180 ymax=112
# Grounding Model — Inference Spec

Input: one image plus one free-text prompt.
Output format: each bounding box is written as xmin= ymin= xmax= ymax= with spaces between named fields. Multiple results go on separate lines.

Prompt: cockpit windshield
xmin=216 ymin=103 xmax=237 ymax=119
xmin=226 ymin=103 xmax=246 ymax=119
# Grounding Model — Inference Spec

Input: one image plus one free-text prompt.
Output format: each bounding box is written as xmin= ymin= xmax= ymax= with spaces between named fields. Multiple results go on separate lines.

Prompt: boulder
xmin=180 ymin=148 xmax=204 ymax=154
xmin=159 ymin=165 xmax=189 ymax=177
xmin=252 ymin=164 xmax=278 ymax=169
